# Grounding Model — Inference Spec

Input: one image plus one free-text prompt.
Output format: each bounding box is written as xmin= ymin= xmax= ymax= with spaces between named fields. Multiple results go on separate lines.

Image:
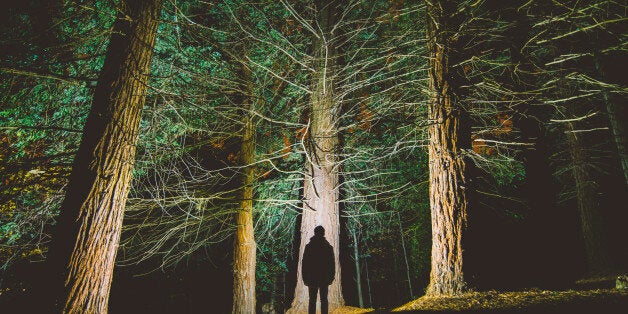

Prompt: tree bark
xmin=45 ymin=1 xmax=162 ymax=312
xmin=232 ymin=63 xmax=257 ymax=314
xmin=289 ymin=0 xmax=344 ymax=312
xmin=425 ymin=0 xmax=470 ymax=296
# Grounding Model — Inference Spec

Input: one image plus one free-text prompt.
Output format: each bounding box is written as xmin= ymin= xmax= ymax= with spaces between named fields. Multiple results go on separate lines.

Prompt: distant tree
xmin=44 ymin=0 xmax=163 ymax=312
xmin=565 ymin=117 xmax=613 ymax=274
xmin=527 ymin=0 xmax=625 ymax=275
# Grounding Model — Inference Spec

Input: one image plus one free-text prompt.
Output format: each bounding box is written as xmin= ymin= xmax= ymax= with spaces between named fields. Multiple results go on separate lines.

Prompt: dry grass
xmin=332 ymin=305 xmax=375 ymax=313
xmin=392 ymin=288 xmax=628 ymax=312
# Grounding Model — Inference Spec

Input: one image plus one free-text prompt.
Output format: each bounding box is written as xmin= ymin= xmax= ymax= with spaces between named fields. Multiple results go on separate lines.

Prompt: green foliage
xmin=2 ymin=0 xmax=624 ymax=307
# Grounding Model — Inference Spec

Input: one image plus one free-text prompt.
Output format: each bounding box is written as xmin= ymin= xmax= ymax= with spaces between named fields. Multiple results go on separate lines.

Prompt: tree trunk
xmin=425 ymin=0 xmax=470 ymax=296
xmin=605 ymin=101 xmax=628 ymax=188
xmin=593 ymin=58 xmax=628 ymax=189
xmin=45 ymin=1 xmax=162 ymax=312
xmin=565 ymin=124 xmax=613 ymax=275
xmin=232 ymin=64 xmax=257 ymax=314
xmin=351 ymin=228 xmax=363 ymax=308
xmin=365 ymin=259 xmax=372 ymax=307
xmin=397 ymin=213 xmax=413 ymax=299
xmin=289 ymin=0 xmax=344 ymax=311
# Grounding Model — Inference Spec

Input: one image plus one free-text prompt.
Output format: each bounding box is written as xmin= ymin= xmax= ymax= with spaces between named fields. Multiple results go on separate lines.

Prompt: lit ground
xmin=330 ymin=278 xmax=628 ymax=314
xmin=390 ymin=288 xmax=628 ymax=313
xmin=333 ymin=306 xmax=375 ymax=313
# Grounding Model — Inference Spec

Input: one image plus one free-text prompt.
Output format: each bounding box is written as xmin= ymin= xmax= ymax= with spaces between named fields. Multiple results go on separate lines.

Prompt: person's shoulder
xmin=323 ymin=239 xmax=332 ymax=248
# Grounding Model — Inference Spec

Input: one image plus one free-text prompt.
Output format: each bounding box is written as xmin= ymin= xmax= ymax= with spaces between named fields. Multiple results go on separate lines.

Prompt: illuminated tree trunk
xmin=46 ymin=1 xmax=162 ymax=312
xmin=232 ymin=64 xmax=257 ymax=314
xmin=565 ymin=123 xmax=613 ymax=275
xmin=425 ymin=0 xmax=470 ymax=296
xmin=289 ymin=0 xmax=344 ymax=311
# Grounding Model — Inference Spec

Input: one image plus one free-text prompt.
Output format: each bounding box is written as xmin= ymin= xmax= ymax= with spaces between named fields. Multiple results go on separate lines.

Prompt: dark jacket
xmin=302 ymin=235 xmax=335 ymax=286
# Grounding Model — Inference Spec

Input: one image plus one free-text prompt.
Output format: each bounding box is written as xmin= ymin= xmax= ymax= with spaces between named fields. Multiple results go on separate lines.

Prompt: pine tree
xmin=425 ymin=0 xmax=471 ymax=296
xmin=44 ymin=1 xmax=163 ymax=312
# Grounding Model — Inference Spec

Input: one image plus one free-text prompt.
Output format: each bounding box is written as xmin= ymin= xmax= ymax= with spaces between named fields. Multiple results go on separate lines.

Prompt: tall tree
xmin=602 ymin=92 xmax=628 ymax=189
xmin=44 ymin=0 xmax=162 ymax=312
xmin=232 ymin=61 xmax=257 ymax=314
xmin=425 ymin=0 xmax=471 ymax=296
xmin=565 ymin=120 xmax=613 ymax=274
xmin=290 ymin=0 xmax=345 ymax=311
xmin=527 ymin=0 xmax=624 ymax=276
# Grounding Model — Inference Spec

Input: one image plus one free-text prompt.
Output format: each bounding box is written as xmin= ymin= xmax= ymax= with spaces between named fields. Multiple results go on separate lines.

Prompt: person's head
xmin=314 ymin=225 xmax=325 ymax=237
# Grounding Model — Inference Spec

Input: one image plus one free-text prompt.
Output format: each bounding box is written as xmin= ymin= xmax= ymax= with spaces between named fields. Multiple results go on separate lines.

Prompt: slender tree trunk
xmin=365 ymin=259 xmax=372 ymax=307
xmin=565 ymin=123 xmax=613 ymax=275
xmin=289 ymin=0 xmax=344 ymax=311
xmin=397 ymin=213 xmax=413 ymax=299
xmin=45 ymin=1 xmax=162 ymax=312
xmin=605 ymin=101 xmax=628 ymax=187
xmin=232 ymin=63 xmax=257 ymax=314
xmin=270 ymin=279 xmax=277 ymax=313
xmin=425 ymin=0 xmax=470 ymax=296
xmin=351 ymin=228 xmax=363 ymax=308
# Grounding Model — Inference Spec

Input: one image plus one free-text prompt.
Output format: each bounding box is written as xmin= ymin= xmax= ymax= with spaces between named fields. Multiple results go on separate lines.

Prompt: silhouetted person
xmin=302 ymin=225 xmax=335 ymax=314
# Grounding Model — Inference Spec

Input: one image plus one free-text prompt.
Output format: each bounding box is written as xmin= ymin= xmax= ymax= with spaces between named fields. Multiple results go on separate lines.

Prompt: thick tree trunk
xmin=565 ymin=124 xmax=613 ymax=275
xmin=232 ymin=64 xmax=257 ymax=314
xmin=289 ymin=1 xmax=344 ymax=312
xmin=45 ymin=1 xmax=162 ymax=312
xmin=425 ymin=0 xmax=470 ymax=296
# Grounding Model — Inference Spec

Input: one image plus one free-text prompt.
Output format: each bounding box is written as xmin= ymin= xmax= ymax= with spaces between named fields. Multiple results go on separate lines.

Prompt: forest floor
xmin=334 ymin=276 xmax=628 ymax=314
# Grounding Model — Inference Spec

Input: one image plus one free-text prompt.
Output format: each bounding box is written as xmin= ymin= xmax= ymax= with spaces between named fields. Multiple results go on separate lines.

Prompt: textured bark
xmin=565 ymin=124 xmax=613 ymax=275
xmin=232 ymin=64 xmax=257 ymax=314
xmin=425 ymin=0 xmax=470 ymax=296
xmin=289 ymin=0 xmax=344 ymax=312
xmin=46 ymin=1 xmax=162 ymax=312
